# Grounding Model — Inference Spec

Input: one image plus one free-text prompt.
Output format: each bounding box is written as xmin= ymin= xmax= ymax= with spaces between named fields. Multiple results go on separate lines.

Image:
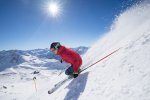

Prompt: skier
xmin=50 ymin=42 xmax=82 ymax=78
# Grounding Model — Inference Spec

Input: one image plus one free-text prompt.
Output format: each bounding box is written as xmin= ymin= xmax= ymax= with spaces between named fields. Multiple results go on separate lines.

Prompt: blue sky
xmin=0 ymin=0 xmax=137 ymax=50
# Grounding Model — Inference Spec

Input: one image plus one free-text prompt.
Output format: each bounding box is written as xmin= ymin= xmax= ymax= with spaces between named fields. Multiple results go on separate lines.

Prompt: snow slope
xmin=29 ymin=1 xmax=150 ymax=100
xmin=1 ymin=1 xmax=150 ymax=100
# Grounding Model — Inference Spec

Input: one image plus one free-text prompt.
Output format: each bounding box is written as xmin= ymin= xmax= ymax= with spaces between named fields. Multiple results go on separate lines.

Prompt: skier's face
xmin=50 ymin=48 xmax=58 ymax=54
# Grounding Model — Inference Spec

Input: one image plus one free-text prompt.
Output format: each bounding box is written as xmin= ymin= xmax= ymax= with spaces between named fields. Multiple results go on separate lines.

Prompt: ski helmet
xmin=50 ymin=42 xmax=61 ymax=50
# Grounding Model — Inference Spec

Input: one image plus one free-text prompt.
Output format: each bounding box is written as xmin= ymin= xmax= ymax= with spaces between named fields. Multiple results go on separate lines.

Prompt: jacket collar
xmin=57 ymin=46 xmax=65 ymax=55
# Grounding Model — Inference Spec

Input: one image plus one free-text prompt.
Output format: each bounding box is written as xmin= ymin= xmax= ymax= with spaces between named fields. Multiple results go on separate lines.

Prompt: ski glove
xmin=60 ymin=59 xmax=63 ymax=63
xmin=73 ymin=72 xmax=78 ymax=78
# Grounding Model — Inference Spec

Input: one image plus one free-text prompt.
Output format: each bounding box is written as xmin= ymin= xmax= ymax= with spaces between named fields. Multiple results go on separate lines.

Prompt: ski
xmin=48 ymin=76 xmax=73 ymax=94
xmin=48 ymin=69 xmax=84 ymax=94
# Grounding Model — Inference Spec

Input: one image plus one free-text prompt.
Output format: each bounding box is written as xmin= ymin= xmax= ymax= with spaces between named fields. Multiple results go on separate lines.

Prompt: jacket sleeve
xmin=72 ymin=60 xmax=80 ymax=73
xmin=72 ymin=64 xmax=78 ymax=73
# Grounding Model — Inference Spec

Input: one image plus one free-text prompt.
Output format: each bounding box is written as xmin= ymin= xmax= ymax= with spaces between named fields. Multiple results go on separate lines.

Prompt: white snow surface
xmin=1 ymin=1 xmax=150 ymax=100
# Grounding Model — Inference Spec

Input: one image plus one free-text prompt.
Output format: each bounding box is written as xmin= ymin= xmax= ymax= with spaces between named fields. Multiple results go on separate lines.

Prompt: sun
xmin=42 ymin=1 xmax=63 ymax=18
xmin=48 ymin=2 xmax=60 ymax=17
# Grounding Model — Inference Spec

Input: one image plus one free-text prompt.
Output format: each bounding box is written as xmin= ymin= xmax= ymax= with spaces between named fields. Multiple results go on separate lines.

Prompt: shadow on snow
xmin=64 ymin=72 xmax=89 ymax=100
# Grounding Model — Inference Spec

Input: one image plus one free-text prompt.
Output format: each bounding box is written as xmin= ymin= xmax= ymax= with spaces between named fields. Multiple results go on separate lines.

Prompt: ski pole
xmin=58 ymin=66 xmax=69 ymax=76
xmin=58 ymin=70 xmax=65 ymax=76
xmin=33 ymin=77 xmax=37 ymax=92
xmin=81 ymin=48 xmax=121 ymax=72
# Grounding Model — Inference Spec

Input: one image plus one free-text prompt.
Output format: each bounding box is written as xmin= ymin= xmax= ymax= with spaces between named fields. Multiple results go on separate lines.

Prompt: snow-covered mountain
xmin=0 ymin=47 xmax=88 ymax=72
xmin=1 ymin=1 xmax=150 ymax=100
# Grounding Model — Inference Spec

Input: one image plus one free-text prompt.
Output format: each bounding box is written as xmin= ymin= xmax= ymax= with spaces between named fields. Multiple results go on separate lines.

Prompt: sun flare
xmin=48 ymin=3 xmax=60 ymax=17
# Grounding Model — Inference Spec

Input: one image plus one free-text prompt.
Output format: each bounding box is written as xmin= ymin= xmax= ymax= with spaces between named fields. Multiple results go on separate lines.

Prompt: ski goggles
xmin=50 ymin=48 xmax=56 ymax=52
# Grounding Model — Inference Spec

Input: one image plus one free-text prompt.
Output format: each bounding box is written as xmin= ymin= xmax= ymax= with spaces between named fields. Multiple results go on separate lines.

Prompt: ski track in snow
xmin=1 ymin=1 xmax=150 ymax=100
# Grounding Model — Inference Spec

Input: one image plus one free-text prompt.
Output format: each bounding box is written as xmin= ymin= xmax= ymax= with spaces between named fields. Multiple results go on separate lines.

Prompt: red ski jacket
xmin=57 ymin=46 xmax=82 ymax=73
